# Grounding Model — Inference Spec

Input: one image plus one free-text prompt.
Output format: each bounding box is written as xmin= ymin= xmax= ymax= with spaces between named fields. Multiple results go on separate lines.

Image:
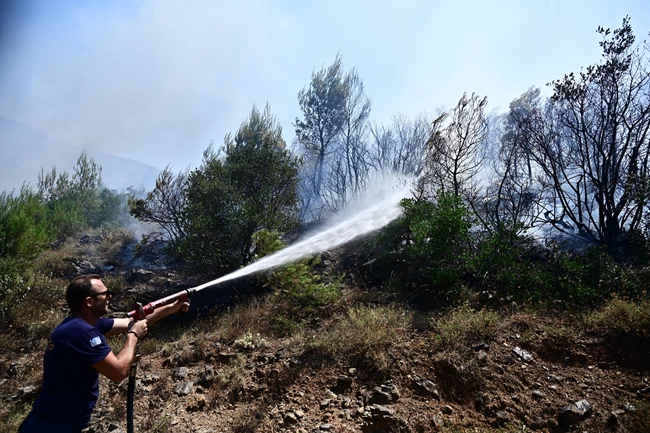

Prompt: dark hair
xmin=66 ymin=274 xmax=101 ymax=313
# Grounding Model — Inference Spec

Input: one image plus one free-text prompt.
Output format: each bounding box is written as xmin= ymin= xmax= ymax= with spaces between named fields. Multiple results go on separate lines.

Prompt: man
xmin=19 ymin=274 xmax=190 ymax=432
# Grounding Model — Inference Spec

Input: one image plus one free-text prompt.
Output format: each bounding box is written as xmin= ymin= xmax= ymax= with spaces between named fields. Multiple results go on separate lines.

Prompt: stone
xmin=15 ymin=385 xmax=39 ymax=402
xmin=127 ymin=268 xmax=155 ymax=283
xmin=432 ymin=412 xmax=445 ymax=430
xmin=473 ymin=342 xmax=490 ymax=351
xmin=558 ymin=399 xmax=592 ymax=428
xmin=477 ymin=350 xmax=488 ymax=364
xmin=532 ymin=390 xmax=546 ymax=399
xmin=173 ymin=367 xmax=189 ymax=380
xmin=494 ymin=411 xmax=509 ymax=426
xmin=411 ymin=376 xmax=440 ymax=399
xmin=441 ymin=405 xmax=453 ymax=415
xmin=368 ymin=388 xmax=392 ymax=405
xmin=320 ymin=399 xmax=331 ymax=409
xmin=512 ymin=346 xmax=533 ymax=363
xmin=174 ymin=382 xmax=193 ymax=396
xmin=331 ymin=375 xmax=353 ymax=394
xmin=283 ymin=412 xmax=298 ymax=425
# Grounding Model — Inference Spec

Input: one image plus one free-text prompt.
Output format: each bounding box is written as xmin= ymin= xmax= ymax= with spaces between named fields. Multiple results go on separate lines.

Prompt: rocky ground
xmin=1 ymin=233 xmax=649 ymax=432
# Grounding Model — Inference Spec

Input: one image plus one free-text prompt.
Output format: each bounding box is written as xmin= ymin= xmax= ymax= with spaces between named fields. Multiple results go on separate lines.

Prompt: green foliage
xmin=253 ymin=230 xmax=340 ymax=328
xmin=0 ymin=187 xmax=51 ymax=260
xmin=378 ymin=192 xmax=472 ymax=306
xmin=468 ymin=225 xmax=548 ymax=301
xmin=181 ymin=105 xmax=300 ymax=275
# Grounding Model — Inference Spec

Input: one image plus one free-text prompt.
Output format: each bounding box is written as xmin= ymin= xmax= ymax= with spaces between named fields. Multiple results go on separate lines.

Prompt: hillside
xmin=0 ymin=117 xmax=160 ymax=193
xmin=0 ymin=231 xmax=648 ymax=433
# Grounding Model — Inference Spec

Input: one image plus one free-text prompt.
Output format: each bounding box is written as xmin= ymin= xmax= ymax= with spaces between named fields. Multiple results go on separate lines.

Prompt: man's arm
xmin=105 ymin=300 xmax=189 ymax=337
xmin=92 ymin=321 xmax=147 ymax=382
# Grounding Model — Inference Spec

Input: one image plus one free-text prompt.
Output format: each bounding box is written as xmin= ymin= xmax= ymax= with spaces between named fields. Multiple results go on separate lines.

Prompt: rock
xmin=367 ymin=385 xmax=400 ymax=405
xmin=318 ymin=424 xmax=332 ymax=430
xmin=558 ymin=399 xmax=592 ymax=428
xmin=432 ymin=412 xmax=445 ymax=430
xmin=441 ymin=405 xmax=453 ymax=415
xmin=80 ymin=234 xmax=103 ymax=245
xmin=127 ymin=269 xmax=155 ymax=283
xmin=174 ymin=381 xmax=193 ymax=396
xmin=331 ymin=375 xmax=353 ymax=394
xmin=186 ymin=394 xmax=206 ymax=412
xmin=283 ymin=412 xmax=298 ymax=425
xmin=411 ymin=376 xmax=440 ymax=399
xmin=75 ymin=260 xmax=99 ymax=275
xmin=494 ymin=411 xmax=509 ymax=426
xmin=547 ymin=374 xmax=563 ymax=383
xmin=532 ymin=390 xmax=546 ymax=399
xmin=473 ymin=342 xmax=491 ymax=351
xmin=512 ymin=346 xmax=533 ymax=363
xmin=294 ymin=409 xmax=305 ymax=419
xmin=173 ymin=366 xmax=189 ymax=380
xmin=15 ymin=385 xmax=39 ymax=402
xmin=477 ymin=350 xmax=488 ymax=364
xmin=197 ymin=366 xmax=215 ymax=387
xmin=320 ymin=399 xmax=331 ymax=409
xmin=361 ymin=404 xmax=409 ymax=433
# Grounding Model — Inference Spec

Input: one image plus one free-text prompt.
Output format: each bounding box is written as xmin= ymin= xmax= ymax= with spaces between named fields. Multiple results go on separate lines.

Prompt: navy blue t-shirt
xmin=32 ymin=316 xmax=114 ymax=428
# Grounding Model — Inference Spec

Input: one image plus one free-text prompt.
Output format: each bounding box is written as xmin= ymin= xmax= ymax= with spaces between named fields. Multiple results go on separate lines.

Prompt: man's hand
xmin=172 ymin=300 xmax=190 ymax=314
xmin=130 ymin=319 xmax=148 ymax=339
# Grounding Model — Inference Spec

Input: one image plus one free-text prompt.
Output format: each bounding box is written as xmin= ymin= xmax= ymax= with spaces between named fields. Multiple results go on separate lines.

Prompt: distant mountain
xmin=0 ymin=117 xmax=160 ymax=194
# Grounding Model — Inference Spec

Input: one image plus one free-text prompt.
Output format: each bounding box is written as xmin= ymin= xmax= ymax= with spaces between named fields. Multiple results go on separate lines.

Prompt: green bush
xmin=377 ymin=192 xmax=472 ymax=306
xmin=253 ymin=230 xmax=340 ymax=326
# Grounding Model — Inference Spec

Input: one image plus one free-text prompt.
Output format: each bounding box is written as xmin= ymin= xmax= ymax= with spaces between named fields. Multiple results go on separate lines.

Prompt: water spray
xmin=125 ymin=174 xmax=412 ymax=432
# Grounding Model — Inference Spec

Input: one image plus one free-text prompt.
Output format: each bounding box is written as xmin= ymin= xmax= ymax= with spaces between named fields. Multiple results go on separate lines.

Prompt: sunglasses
xmin=90 ymin=290 xmax=112 ymax=298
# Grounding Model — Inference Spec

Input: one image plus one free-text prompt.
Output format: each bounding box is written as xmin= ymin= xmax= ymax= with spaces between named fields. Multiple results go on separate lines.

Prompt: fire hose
xmin=124 ymin=288 xmax=196 ymax=433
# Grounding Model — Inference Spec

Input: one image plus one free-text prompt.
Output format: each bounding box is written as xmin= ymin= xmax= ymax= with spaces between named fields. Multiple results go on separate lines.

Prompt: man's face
xmin=88 ymin=279 xmax=111 ymax=316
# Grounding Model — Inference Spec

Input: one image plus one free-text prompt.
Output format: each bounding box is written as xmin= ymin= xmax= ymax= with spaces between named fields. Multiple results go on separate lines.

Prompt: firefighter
xmin=19 ymin=274 xmax=190 ymax=432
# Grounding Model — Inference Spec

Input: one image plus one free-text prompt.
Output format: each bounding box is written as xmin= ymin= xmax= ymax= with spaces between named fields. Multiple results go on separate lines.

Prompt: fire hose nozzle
xmin=127 ymin=289 xmax=193 ymax=320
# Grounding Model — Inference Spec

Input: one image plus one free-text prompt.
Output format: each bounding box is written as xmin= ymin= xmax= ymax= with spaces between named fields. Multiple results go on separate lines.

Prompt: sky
xmin=0 ymin=0 xmax=648 ymax=172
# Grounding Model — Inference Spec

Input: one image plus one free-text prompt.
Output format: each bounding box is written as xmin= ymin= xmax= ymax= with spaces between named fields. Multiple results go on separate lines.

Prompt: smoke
xmin=0 ymin=0 xmax=300 ymax=170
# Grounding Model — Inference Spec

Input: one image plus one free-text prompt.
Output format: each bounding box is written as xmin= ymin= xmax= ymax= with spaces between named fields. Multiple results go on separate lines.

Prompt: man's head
xmin=66 ymin=275 xmax=112 ymax=316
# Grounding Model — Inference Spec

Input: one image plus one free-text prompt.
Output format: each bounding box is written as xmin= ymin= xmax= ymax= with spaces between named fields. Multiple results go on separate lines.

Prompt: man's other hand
xmin=131 ymin=319 xmax=148 ymax=339
xmin=172 ymin=300 xmax=190 ymax=314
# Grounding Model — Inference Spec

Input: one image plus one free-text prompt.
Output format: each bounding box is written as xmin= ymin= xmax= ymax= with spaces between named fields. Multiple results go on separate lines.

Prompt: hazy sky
xmin=1 ymin=0 xmax=648 ymax=171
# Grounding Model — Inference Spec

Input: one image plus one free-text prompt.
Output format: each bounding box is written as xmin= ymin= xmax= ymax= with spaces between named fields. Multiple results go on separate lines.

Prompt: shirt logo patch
xmin=90 ymin=336 xmax=102 ymax=347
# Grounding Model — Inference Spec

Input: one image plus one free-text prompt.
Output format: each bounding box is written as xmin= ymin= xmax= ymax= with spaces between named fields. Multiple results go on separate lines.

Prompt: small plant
xmin=233 ymin=332 xmax=267 ymax=351
xmin=587 ymin=298 xmax=650 ymax=334
xmin=432 ymin=306 xmax=500 ymax=351
xmin=312 ymin=306 xmax=408 ymax=370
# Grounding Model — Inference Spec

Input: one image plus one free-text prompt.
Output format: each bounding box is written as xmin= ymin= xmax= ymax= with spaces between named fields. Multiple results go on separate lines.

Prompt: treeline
xmin=0 ymin=152 xmax=132 ymax=311
xmin=1 ymin=18 xmax=649 ymax=314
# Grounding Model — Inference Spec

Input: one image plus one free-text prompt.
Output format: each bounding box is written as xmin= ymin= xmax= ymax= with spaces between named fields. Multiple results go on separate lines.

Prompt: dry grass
xmin=309 ymin=305 xmax=409 ymax=370
xmin=229 ymin=404 xmax=266 ymax=433
xmin=587 ymin=298 xmax=650 ymax=333
xmin=432 ymin=306 xmax=500 ymax=351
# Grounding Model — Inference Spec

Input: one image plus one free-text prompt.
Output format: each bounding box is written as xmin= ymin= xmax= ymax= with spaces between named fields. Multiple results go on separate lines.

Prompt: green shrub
xmin=253 ymin=230 xmax=341 ymax=323
xmin=377 ymin=192 xmax=472 ymax=306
